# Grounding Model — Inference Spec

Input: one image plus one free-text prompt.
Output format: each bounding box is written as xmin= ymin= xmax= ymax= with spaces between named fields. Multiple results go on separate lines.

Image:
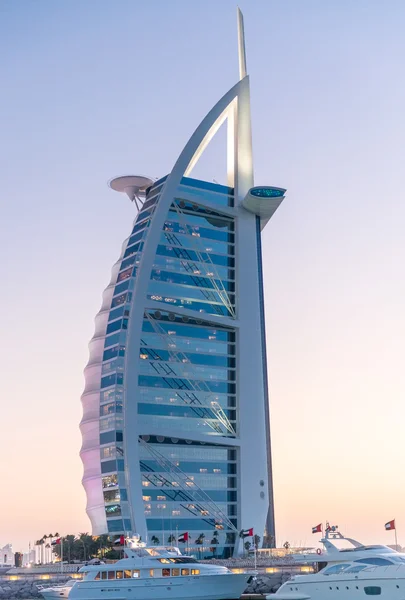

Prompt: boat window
xmin=191 ymin=569 xmax=200 ymax=575
xmin=364 ymin=586 xmax=382 ymax=595
xmin=132 ymin=570 xmax=140 ymax=578
xmin=101 ymin=572 xmax=107 ymax=580
xmin=94 ymin=573 xmax=100 ymax=580
xmin=181 ymin=569 xmax=190 ymax=576
xmin=158 ymin=558 xmax=171 ymax=564
xmin=116 ymin=571 xmax=123 ymax=579
xmin=343 ymin=565 xmax=368 ymax=573
xmin=124 ymin=570 xmax=131 ymax=579
xmin=355 ymin=558 xmax=393 ymax=566
xmin=323 ymin=564 xmax=351 ymax=575
xmin=172 ymin=569 xmax=180 ymax=577
xmin=149 ymin=569 xmax=154 ymax=577
xmin=162 ymin=569 xmax=170 ymax=577
xmin=107 ymin=571 xmax=115 ymax=580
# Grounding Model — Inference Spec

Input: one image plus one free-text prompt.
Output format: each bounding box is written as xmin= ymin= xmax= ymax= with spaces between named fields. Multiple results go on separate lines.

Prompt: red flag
xmin=241 ymin=528 xmax=254 ymax=538
xmin=312 ymin=524 xmax=322 ymax=534
xmin=385 ymin=519 xmax=395 ymax=531
xmin=51 ymin=538 xmax=61 ymax=546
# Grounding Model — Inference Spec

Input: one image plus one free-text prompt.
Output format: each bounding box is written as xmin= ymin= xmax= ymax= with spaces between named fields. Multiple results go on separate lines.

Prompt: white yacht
xmin=272 ymin=526 xmax=405 ymax=599
xmin=37 ymin=579 xmax=76 ymax=600
xmin=41 ymin=537 xmax=252 ymax=600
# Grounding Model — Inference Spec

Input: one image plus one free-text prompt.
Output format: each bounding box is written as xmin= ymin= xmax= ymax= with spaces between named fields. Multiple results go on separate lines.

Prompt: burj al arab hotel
xmin=80 ymin=9 xmax=285 ymax=557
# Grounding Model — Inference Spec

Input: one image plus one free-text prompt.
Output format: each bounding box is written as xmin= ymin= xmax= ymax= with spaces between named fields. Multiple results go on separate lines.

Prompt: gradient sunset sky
xmin=2 ymin=0 xmax=405 ymax=551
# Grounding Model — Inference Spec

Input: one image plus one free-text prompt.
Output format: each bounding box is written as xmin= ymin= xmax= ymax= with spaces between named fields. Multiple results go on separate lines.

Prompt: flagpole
xmin=61 ymin=537 xmax=63 ymax=574
xmin=395 ymin=524 xmax=398 ymax=549
xmin=253 ymin=532 xmax=257 ymax=571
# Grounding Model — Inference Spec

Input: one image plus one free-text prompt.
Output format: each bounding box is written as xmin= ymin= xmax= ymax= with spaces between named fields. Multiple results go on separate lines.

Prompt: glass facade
xmin=94 ymin=179 xmax=241 ymax=554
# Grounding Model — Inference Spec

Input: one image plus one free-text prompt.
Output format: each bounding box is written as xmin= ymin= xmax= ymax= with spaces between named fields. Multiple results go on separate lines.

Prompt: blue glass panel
xmin=101 ymin=460 xmax=116 ymax=473
xmin=141 ymin=321 xmax=233 ymax=342
xmin=140 ymin=333 xmax=233 ymax=355
xmin=104 ymin=332 xmax=121 ymax=348
xmin=101 ymin=373 xmax=124 ymax=389
xmin=168 ymin=210 xmax=234 ymax=231
xmin=108 ymin=306 xmax=125 ymax=322
xmin=120 ymin=255 xmax=137 ymax=271
xmin=107 ymin=519 xmax=124 ymax=532
xmin=142 ymin=196 xmax=158 ymax=211
xmin=152 ymin=255 xmax=232 ymax=281
xmin=103 ymin=345 xmax=126 ymax=361
xmin=160 ymin=232 xmax=232 ymax=256
xmin=138 ymin=375 xmax=235 ymax=394
xmin=111 ymin=292 xmax=131 ymax=308
xmin=127 ymin=230 xmax=144 ymax=247
xmin=113 ymin=280 xmax=130 ymax=296
xmin=117 ymin=267 xmax=133 ymax=283
xmin=180 ymin=176 xmax=234 ymax=197
xmin=156 ymin=245 xmax=234 ymax=267
xmin=141 ymin=460 xmax=235 ymax=474
xmin=117 ymin=459 xmax=125 ymax=471
xmin=138 ymin=361 xmax=230 ymax=381
xmin=131 ymin=219 xmax=150 ymax=235
xmin=163 ymin=220 xmax=234 ymax=242
xmin=123 ymin=242 xmax=142 ymax=259
xmin=106 ymin=319 xmax=128 ymax=335
xmin=100 ymin=402 xmax=123 ymax=416
xmin=146 ymin=295 xmax=232 ymax=317
xmin=150 ymin=269 xmax=234 ymax=292
xmin=139 ymin=347 xmax=233 ymax=367
xmin=120 ymin=489 xmax=128 ymax=501
xmin=123 ymin=519 xmax=132 ymax=530
xmin=146 ymin=518 xmax=233 ymax=531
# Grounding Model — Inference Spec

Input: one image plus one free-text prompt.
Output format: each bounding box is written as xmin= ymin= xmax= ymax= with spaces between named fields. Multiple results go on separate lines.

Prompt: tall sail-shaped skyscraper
xmin=80 ymin=10 xmax=285 ymax=557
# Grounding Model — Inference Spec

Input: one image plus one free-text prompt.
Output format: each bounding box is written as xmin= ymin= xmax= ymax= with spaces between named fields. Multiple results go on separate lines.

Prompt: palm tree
xmin=195 ymin=533 xmax=205 ymax=558
xmin=151 ymin=536 xmax=160 ymax=545
xmin=210 ymin=531 xmax=219 ymax=558
xmin=167 ymin=535 xmax=176 ymax=544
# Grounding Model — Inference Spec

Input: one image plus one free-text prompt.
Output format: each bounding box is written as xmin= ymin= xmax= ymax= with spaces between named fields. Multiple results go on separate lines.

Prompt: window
xmin=191 ymin=569 xmax=200 ymax=575
xmin=181 ymin=569 xmax=189 ymax=576
xmin=149 ymin=569 xmax=154 ymax=577
xmin=323 ymin=564 xmax=351 ymax=575
xmin=171 ymin=569 xmax=180 ymax=577
xmin=124 ymin=570 xmax=131 ymax=579
xmin=132 ymin=570 xmax=140 ymax=578
xmin=356 ymin=558 xmax=393 ymax=566
xmin=364 ymin=587 xmax=381 ymax=595
xmin=116 ymin=571 xmax=123 ymax=579
xmin=101 ymin=572 xmax=107 ymax=580
xmin=107 ymin=571 xmax=115 ymax=580
xmin=162 ymin=569 xmax=170 ymax=577
xmin=94 ymin=573 xmax=100 ymax=580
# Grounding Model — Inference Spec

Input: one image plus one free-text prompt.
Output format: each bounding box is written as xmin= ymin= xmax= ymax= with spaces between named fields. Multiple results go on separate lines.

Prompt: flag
xmin=385 ymin=519 xmax=396 ymax=531
xmin=240 ymin=528 xmax=254 ymax=538
xmin=51 ymin=538 xmax=61 ymax=546
xmin=114 ymin=535 xmax=125 ymax=545
xmin=312 ymin=524 xmax=322 ymax=534
xmin=178 ymin=532 xmax=189 ymax=543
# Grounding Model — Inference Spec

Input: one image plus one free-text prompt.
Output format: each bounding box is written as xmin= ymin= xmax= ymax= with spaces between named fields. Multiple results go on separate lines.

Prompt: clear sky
xmin=1 ymin=0 xmax=405 ymax=552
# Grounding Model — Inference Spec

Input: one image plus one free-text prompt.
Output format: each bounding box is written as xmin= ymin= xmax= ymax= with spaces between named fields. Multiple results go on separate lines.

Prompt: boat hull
xmin=69 ymin=573 xmax=250 ymax=600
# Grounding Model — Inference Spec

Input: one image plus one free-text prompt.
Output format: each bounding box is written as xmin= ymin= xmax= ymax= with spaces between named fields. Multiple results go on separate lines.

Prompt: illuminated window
xmin=162 ymin=569 xmax=170 ymax=577
xmin=142 ymin=481 xmax=151 ymax=487
xmin=149 ymin=569 xmax=154 ymax=577
xmin=191 ymin=569 xmax=200 ymax=575
xmin=94 ymin=573 xmax=100 ymax=580
xmin=200 ymin=468 xmax=207 ymax=473
xmin=157 ymin=495 xmax=166 ymax=500
xmin=213 ymin=469 xmax=221 ymax=473
xmin=172 ymin=568 xmax=180 ymax=577
xmin=172 ymin=510 xmax=181 ymax=516
xmin=124 ymin=570 xmax=131 ymax=579
xmin=132 ymin=570 xmax=140 ymax=578
xmin=116 ymin=571 xmax=123 ymax=579
xmin=143 ymin=496 xmax=151 ymax=501
xmin=181 ymin=569 xmax=190 ymax=576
